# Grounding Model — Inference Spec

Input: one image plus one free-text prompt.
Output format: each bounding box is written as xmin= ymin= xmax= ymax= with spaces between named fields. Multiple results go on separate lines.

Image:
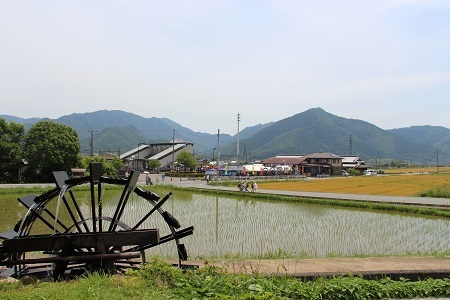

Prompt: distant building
xmin=99 ymin=152 xmax=117 ymax=161
xmin=120 ymin=140 xmax=194 ymax=172
xmin=262 ymin=155 xmax=306 ymax=174
xmin=71 ymin=168 xmax=86 ymax=177
xmin=341 ymin=155 xmax=367 ymax=174
xmin=305 ymin=152 xmax=343 ymax=176
xmin=263 ymin=152 xmax=344 ymax=176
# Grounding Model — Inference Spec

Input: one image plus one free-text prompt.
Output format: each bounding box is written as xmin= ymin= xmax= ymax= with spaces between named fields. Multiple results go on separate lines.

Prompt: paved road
xmin=2 ymin=176 xmax=450 ymax=281
xmin=2 ymin=174 xmax=449 ymax=208
xmin=185 ymin=256 xmax=450 ymax=281
xmin=151 ymin=175 xmax=450 ymax=208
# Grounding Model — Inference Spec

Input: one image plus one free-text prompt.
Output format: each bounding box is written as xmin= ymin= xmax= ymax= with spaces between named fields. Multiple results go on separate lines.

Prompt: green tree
xmin=23 ymin=121 xmax=80 ymax=182
xmin=176 ymin=151 xmax=197 ymax=172
xmin=110 ymin=156 xmax=124 ymax=175
xmin=347 ymin=167 xmax=360 ymax=176
xmin=0 ymin=118 xmax=25 ymax=183
xmin=79 ymin=155 xmax=123 ymax=176
xmin=147 ymin=159 xmax=161 ymax=172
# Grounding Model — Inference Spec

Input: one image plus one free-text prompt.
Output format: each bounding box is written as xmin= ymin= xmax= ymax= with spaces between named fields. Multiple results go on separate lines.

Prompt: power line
xmin=367 ymin=107 xmax=450 ymax=124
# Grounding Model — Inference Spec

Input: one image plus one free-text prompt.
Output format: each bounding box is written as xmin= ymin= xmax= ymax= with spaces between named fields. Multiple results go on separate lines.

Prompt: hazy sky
xmin=1 ymin=1 xmax=449 ymax=134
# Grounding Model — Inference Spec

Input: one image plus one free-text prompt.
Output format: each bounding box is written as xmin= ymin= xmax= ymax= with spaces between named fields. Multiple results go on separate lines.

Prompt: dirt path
xmin=2 ymin=256 xmax=449 ymax=282
xmin=188 ymin=256 xmax=450 ymax=278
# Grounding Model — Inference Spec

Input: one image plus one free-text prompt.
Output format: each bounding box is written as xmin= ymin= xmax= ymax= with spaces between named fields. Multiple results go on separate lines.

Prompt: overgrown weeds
xmin=417 ymin=185 xmax=450 ymax=198
xmin=3 ymin=258 xmax=449 ymax=299
xmin=129 ymin=259 xmax=450 ymax=299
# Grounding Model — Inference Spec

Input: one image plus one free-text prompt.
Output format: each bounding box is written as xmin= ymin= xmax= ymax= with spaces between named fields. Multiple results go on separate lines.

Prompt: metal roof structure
xmin=341 ymin=155 xmax=365 ymax=164
xmin=263 ymin=156 xmax=307 ymax=165
xmin=305 ymin=152 xmax=342 ymax=159
xmin=120 ymin=145 xmax=150 ymax=160
xmin=148 ymin=143 xmax=189 ymax=160
xmin=120 ymin=142 xmax=193 ymax=160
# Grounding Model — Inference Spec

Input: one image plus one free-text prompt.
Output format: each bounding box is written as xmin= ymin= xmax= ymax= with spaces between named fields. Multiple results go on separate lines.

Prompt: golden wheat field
xmin=383 ymin=166 xmax=450 ymax=175
xmin=258 ymin=169 xmax=450 ymax=196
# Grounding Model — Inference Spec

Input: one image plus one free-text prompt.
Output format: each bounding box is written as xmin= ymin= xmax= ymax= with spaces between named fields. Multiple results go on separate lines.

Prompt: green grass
xmin=417 ymin=185 xmax=450 ymax=198
xmin=0 ymin=187 xmax=55 ymax=195
xmin=0 ymin=185 xmax=125 ymax=195
xmin=2 ymin=259 xmax=450 ymax=299
xmin=1 ymin=186 xmax=450 ymax=299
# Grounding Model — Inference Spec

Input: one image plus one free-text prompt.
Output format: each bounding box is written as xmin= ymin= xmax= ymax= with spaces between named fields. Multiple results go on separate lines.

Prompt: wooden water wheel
xmin=0 ymin=163 xmax=193 ymax=280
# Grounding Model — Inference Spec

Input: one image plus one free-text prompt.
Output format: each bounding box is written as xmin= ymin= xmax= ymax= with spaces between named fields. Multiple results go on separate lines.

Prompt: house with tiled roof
xmin=263 ymin=152 xmax=343 ymax=177
xmin=304 ymin=152 xmax=343 ymax=176
xmin=262 ymin=155 xmax=307 ymax=174
xmin=341 ymin=155 xmax=367 ymax=174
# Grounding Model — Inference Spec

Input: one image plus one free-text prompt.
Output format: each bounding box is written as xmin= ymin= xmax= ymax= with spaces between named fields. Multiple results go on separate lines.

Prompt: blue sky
xmin=1 ymin=0 xmax=449 ymax=134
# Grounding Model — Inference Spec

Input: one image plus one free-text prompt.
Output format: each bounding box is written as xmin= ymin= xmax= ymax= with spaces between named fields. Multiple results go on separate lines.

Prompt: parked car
xmin=341 ymin=170 xmax=349 ymax=176
xmin=364 ymin=169 xmax=377 ymax=176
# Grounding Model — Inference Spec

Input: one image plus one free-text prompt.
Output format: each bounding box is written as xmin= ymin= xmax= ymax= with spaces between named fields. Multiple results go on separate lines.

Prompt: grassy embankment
xmin=1 ymin=171 xmax=450 ymax=299
xmin=2 ymin=259 xmax=450 ymax=300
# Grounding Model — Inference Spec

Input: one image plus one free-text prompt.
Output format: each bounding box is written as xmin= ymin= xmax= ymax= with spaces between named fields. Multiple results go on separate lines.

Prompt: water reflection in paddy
xmin=104 ymin=190 xmax=449 ymax=259
xmin=5 ymin=187 xmax=445 ymax=260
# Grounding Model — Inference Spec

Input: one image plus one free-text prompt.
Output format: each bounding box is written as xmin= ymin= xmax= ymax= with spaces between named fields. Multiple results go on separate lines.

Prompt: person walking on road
xmin=252 ymin=181 xmax=258 ymax=192
xmin=146 ymin=174 xmax=152 ymax=185
xmin=243 ymin=180 xmax=249 ymax=192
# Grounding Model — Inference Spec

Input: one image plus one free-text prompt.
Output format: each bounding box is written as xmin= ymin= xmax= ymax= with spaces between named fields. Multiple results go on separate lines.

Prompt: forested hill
xmin=1 ymin=110 xmax=235 ymax=156
xmin=220 ymin=108 xmax=448 ymax=164
xmin=389 ymin=126 xmax=450 ymax=159
xmin=1 ymin=108 xmax=449 ymax=164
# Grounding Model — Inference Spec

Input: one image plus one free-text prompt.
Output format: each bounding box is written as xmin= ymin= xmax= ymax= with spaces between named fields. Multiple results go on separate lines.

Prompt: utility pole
xmin=349 ymin=134 xmax=353 ymax=155
xmin=172 ymin=129 xmax=175 ymax=172
xmin=88 ymin=129 xmax=97 ymax=156
xmin=243 ymin=141 xmax=247 ymax=164
xmin=437 ymin=149 xmax=439 ymax=174
xmin=216 ymin=129 xmax=220 ymax=186
xmin=237 ymin=113 xmax=240 ymax=165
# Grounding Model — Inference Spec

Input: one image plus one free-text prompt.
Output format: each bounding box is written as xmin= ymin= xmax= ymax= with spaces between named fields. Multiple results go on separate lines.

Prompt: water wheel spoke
xmin=1 ymin=163 xmax=194 ymax=279
xmin=132 ymin=192 xmax=171 ymax=230
xmin=59 ymin=194 xmax=84 ymax=233
xmin=18 ymin=195 xmax=68 ymax=234
xmin=108 ymin=171 xmax=140 ymax=232
xmin=53 ymin=171 xmax=91 ymax=233
xmin=68 ymin=190 xmax=90 ymax=232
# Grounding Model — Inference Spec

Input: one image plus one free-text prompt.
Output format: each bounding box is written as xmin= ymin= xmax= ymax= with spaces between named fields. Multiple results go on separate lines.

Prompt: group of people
xmin=238 ymin=180 xmax=258 ymax=192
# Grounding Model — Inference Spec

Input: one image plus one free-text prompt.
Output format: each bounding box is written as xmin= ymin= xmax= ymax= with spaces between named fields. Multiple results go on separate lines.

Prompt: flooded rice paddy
xmin=110 ymin=189 xmax=450 ymax=259
xmin=2 ymin=188 xmax=449 ymax=259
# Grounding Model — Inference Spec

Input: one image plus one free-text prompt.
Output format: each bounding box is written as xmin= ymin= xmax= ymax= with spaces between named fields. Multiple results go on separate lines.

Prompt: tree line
xmin=0 ymin=119 xmax=123 ymax=183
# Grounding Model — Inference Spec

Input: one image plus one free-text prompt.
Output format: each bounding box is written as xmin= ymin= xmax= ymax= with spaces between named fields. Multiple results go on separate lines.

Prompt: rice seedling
xmin=1 ymin=186 xmax=449 ymax=261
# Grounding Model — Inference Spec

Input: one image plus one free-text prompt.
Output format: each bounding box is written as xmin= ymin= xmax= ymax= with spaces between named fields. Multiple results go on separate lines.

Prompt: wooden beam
xmin=1 ymin=229 xmax=159 ymax=252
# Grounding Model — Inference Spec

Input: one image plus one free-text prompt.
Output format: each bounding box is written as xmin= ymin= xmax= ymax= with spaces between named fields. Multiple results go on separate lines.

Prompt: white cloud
xmin=0 ymin=1 xmax=449 ymax=133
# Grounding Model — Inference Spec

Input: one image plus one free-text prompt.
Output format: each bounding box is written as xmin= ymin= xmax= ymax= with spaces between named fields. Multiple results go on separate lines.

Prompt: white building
xmin=120 ymin=140 xmax=194 ymax=172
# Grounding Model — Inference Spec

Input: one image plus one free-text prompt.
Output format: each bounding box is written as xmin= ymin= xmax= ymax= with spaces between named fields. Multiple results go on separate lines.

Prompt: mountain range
xmin=1 ymin=108 xmax=449 ymax=165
